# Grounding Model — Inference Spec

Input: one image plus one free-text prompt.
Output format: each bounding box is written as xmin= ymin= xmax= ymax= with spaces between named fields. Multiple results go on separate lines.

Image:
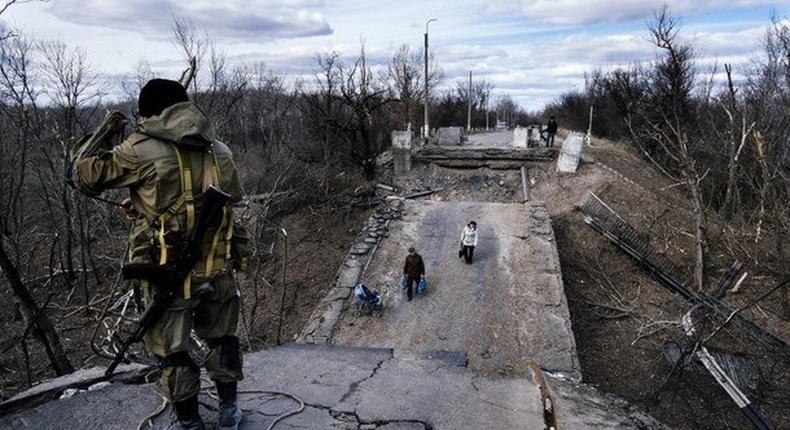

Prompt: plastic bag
xmin=400 ymin=275 xmax=407 ymax=290
xmin=417 ymin=276 xmax=428 ymax=295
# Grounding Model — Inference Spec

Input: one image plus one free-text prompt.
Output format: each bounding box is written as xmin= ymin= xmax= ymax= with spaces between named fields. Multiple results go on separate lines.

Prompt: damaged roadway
xmin=0 ymin=131 xmax=671 ymax=429
xmin=0 ymin=344 xmax=545 ymax=429
xmin=0 ymin=343 xmax=668 ymax=429
xmin=331 ymin=200 xmax=581 ymax=379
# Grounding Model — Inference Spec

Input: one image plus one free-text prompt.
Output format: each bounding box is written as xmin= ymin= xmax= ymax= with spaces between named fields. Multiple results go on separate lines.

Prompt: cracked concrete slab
xmin=0 ymin=343 xmax=666 ymax=429
xmin=0 ymin=383 xmax=163 ymax=430
xmin=332 ymin=200 xmax=581 ymax=379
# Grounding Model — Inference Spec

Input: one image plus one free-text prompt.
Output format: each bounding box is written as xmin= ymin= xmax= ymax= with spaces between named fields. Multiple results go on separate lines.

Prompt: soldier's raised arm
xmin=70 ymin=112 xmax=140 ymax=196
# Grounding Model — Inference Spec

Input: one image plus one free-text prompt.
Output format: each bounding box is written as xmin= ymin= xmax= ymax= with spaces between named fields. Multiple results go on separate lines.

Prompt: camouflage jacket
xmin=72 ymin=102 xmax=250 ymax=281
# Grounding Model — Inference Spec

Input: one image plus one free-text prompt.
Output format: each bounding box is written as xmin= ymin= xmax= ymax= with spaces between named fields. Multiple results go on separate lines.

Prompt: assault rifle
xmin=105 ymin=185 xmax=231 ymax=376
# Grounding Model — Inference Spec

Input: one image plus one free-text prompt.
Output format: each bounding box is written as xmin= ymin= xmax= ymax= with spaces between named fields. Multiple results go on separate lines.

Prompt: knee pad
xmin=207 ymin=335 xmax=241 ymax=372
xmin=158 ymin=351 xmax=200 ymax=402
xmin=159 ymin=351 xmax=199 ymax=371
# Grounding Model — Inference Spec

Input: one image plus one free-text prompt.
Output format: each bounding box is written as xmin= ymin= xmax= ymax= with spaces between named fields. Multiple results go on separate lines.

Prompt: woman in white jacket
xmin=460 ymin=221 xmax=478 ymax=264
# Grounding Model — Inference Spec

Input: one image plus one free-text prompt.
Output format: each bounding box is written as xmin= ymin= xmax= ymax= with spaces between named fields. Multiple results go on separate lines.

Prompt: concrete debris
xmin=391 ymin=130 xmax=413 ymax=150
xmin=404 ymin=188 xmax=443 ymax=199
xmin=436 ymin=127 xmax=464 ymax=145
xmin=557 ymin=134 xmax=584 ymax=173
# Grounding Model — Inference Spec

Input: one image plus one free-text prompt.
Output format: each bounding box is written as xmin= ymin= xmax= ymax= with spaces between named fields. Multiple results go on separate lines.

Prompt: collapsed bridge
xmin=0 ymin=129 xmax=671 ymax=430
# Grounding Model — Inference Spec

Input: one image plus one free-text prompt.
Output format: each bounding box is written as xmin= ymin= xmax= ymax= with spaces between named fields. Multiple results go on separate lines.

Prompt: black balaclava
xmin=138 ymin=79 xmax=189 ymax=118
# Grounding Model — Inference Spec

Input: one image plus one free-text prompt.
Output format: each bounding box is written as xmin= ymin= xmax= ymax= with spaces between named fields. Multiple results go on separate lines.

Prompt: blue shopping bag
xmin=400 ymin=275 xmax=408 ymax=290
xmin=416 ymin=277 xmax=428 ymax=295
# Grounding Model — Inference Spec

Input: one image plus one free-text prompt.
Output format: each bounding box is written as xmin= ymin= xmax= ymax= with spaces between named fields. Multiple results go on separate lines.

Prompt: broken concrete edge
xmin=0 ymin=362 xmax=154 ymax=415
xmin=544 ymin=372 xmax=673 ymax=430
xmin=526 ymin=357 xmax=670 ymax=429
xmin=526 ymin=201 xmax=583 ymax=381
xmin=297 ymin=200 xmax=405 ymax=344
xmin=416 ymin=146 xmax=556 ymax=159
xmin=527 ymin=359 xmax=560 ymax=429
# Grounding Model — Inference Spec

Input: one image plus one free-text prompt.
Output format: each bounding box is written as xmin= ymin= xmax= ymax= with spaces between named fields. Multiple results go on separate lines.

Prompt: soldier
xmin=71 ymin=79 xmax=250 ymax=430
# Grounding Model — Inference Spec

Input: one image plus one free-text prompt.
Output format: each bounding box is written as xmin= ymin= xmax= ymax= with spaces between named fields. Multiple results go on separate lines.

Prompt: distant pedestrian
xmin=460 ymin=221 xmax=478 ymax=264
xmin=544 ymin=116 xmax=558 ymax=147
xmin=403 ymin=247 xmax=425 ymax=302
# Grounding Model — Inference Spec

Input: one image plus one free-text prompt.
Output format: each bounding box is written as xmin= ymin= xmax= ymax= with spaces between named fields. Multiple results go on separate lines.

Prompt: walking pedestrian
xmin=544 ymin=116 xmax=558 ymax=147
xmin=460 ymin=221 xmax=478 ymax=264
xmin=403 ymin=247 xmax=425 ymax=302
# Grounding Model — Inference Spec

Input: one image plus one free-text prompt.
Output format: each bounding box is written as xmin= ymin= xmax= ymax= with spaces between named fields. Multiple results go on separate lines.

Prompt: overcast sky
xmin=4 ymin=0 xmax=790 ymax=110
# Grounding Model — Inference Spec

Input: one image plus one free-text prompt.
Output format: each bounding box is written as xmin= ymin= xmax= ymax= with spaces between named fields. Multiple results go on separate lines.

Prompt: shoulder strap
xmin=154 ymin=144 xmax=198 ymax=299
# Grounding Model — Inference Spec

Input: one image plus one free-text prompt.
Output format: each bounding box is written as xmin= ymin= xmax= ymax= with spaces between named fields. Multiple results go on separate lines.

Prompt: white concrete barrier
xmin=513 ymin=127 xmax=528 ymax=148
xmin=392 ymin=130 xmax=413 ymax=150
xmin=437 ymin=127 xmax=464 ymax=145
xmin=557 ymin=134 xmax=584 ymax=173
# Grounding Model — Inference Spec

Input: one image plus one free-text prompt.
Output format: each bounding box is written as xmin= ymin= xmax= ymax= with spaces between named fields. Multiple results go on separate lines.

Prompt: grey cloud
xmin=481 ymin=0 xmax=778 ymax=25
xmin=46 ymin=0 xmax=332 ymax=41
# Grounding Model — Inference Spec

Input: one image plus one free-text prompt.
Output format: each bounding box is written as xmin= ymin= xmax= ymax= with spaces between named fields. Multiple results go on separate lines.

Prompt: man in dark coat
xmin=403 ymin=247 xmax=425 ymax=302
xmin=544 ymin=116 xmax=558 ymax=147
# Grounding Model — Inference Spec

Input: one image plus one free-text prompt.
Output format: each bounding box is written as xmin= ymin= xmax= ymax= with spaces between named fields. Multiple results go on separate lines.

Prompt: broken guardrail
xmin=682 ymin=305 xmax=775 ymax=430
xmin=580 ymin=192 xmax=789 ymax=359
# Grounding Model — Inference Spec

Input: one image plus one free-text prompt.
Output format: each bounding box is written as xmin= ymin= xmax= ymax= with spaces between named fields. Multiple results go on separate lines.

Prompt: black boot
xmin=154 ymin=396 xmax=204 ymax=430
xmin=216 ymin=381 xmax=242 ymax=430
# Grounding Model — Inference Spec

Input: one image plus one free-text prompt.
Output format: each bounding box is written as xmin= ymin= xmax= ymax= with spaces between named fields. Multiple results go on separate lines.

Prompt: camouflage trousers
xmin=141 ymin=274 xmax=243 ymax=402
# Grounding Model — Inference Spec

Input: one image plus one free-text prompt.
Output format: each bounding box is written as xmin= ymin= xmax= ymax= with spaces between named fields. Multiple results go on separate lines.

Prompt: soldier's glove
xmin=72 ymin=110 xmax=129 ymax=161
xmin=105 ymin=110 xmax=129 ymax=135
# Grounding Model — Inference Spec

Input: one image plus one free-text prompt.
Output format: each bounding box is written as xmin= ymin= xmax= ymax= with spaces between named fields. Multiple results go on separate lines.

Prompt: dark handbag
xmin=458 ymin=245 xmax=464 ymax=259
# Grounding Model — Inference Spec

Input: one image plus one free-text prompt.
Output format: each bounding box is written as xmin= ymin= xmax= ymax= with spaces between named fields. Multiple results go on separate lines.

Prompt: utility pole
xmin=467 ymin=70 xmax=472 ymax=132
xmin=424 ymin=18 xmax=437 ymax=143
xmin=485 ymin=96 xmax=489 ymax=131
xmin=586 ymin=105 xmax=594 ymax=146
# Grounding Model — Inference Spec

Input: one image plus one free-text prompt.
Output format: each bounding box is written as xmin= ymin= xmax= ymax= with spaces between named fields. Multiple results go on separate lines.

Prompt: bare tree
xmin=339 ymin=41 xmax=393 ymax=179
xmin=386 ymin=44 xmax=442 ymax=130
xmin=0 ymin=30 xmax=74 ymax=377
xmin=39 ymin=39 xmax=105 ymax=308
xmin=170 ymin=14 xmax=207 ymax=96
xmin=625 ymin=8 xmax=709 ymax=291
xmin=718 ymin=64 xmax=756 ymax=218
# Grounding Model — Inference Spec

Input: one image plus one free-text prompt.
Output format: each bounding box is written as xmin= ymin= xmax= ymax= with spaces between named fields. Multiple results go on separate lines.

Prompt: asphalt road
xmin=333 ymin=200 xmax=579 ymax=378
